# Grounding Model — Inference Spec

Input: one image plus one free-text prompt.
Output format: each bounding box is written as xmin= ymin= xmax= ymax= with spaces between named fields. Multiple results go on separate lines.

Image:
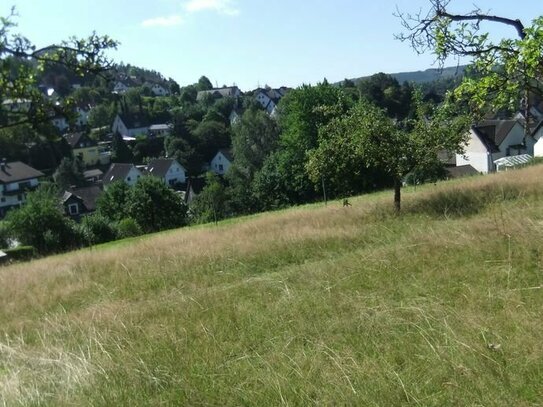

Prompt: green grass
xmin=1 ymin=166 xmax=543 ymax=405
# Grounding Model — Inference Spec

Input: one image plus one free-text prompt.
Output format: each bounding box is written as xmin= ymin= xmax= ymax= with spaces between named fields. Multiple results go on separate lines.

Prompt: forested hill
xmin=348 ymin=65 xmax=467 ymax=85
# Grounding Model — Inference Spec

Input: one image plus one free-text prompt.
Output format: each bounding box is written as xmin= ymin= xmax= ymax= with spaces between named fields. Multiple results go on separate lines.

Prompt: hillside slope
xmin=1 ymin=166 xmax=543 ymax=406
xmin=350 ymin=65 xmax=467 ymax=84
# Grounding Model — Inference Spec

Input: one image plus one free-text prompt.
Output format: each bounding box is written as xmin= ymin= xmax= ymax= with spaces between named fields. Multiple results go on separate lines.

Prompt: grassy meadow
xmin=1 ymin=165 xmax=543 ymax=406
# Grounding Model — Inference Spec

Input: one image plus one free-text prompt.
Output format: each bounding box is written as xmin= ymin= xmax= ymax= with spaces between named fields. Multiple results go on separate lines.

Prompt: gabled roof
xmin=0 ymin=161 xmax=44 ymax=184
xmin=196 ymin=86 xmax=241 ymax=100
xmin=475 ymin=120 xmax=519 ymax=148
xmin=68 ymin=185 xmax=102 ymax=211
xmin=103 ymin=163 xmax=138 ymax=185
xmin=65 ymin=132 xmax=97 ymax=149
xmin=532 ymin=120 xmax=543 ymax=139
xmin=83 ymin=169 xmax=103 ymax=180
xmin=217 ymin=148 xmax=234 ymax=162
xmin=117 ymin=113 xmax=150 ymax=129
xmin=146 ymin=158 xmax=184 ymax=178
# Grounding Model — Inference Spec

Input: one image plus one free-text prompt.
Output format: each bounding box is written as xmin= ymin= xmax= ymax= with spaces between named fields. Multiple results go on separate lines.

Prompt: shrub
xmin=79 ymin=214 xmax=118 ymax=245
xmin=3 ymin=246 xmax=36 ymax=261
xmin=116 ymin=218 xmax=143 ymax=239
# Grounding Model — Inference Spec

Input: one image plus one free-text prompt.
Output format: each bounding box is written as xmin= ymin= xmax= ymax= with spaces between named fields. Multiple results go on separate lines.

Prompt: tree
xmin=396 ymin=1 xmax=543 ymax=133
xmin=308 ymin=95 xmax=471 ymax=212
xmin=5 ymin=185 xmax=78 ymax=253
xmin=196 ymin=76 xmax=213 ymax=91
xmin=53 ymin=156 xmax=86 ymax=190
xmin=231 ymin=108 xmax=279 ymax=178
xmin=111 ymin=132 xmax=134 ymax=163
xmin=127 ymin=176 xmax=187 ymax=233
xmin=253 ymin=82 xmax=351 ymax=207
xmin=0 ymin=8 xmax=117 ymax=131
xmin=190 ymin=172 xmax=229 ymax=224
xmin=96 ymin=181 xmax=131 ymax=221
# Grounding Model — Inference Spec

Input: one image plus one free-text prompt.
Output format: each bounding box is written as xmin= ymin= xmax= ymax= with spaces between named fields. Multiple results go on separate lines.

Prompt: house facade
xmin=103 ymin=163 xmax=142 ymax=188
xmin=146 ymin=158 xmax=186 ymax=187
xmin=210 ymin=149 xmax=233 ymax=175
xmin=0 ymin=161 xmax=43 ymax=218
xmin=456 ymin=120 xmax=535 ymax=173
xmin=65 ymin=132 xmax=101 ymax=167
xmin=149 ymin=124 xmax=172 ymax=138
xmin=112 ymin=114 xmax=150 ymax=138
xmin=62 ymin=185 xmax=102 ymax=219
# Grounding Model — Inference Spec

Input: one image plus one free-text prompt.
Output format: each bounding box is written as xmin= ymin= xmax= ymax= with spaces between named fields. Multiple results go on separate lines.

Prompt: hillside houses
xmin=254 ymin=87 xmax=290 ymax=115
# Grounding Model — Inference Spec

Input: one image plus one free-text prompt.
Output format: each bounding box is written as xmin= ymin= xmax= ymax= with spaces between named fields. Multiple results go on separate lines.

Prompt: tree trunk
xmin=394 ymin=178 xmax=401 ymax=214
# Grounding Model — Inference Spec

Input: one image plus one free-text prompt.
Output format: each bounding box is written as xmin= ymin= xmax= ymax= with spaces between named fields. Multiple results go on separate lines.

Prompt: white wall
xmin=456 ymin=130 xmax=492 ymax=173
xmin=163 ymin=161 xmax=186 ymax=185
xmin=210 ymin=152 xmax=232 ymax=175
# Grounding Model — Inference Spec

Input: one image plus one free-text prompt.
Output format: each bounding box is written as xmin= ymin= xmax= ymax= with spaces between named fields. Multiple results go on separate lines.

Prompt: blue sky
xmin=5 ymin=0 xmax=541 ymax=90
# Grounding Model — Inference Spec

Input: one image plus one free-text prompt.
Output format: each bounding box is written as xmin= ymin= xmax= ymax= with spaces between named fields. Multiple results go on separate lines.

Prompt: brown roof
xmin=475 ymin=120 xmax=519 ymax=148
xmin=103 ymin=163 xmax=138 ymax=185
xmin=0 ymin=161 xmax=44 ymax=184
xmin=146 ymin=158 xmax=184 ymax=178
xmin=65 ymin=132 xmax=97 ymax=149
xmin=69 ymin=185 xmax=102 ymax=211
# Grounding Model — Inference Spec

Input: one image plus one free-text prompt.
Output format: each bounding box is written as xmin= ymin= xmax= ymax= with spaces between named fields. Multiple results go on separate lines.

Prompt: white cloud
xmin=184 ymin=0 xmax=239 ymax=16
xmin=141 ymin=15 xmax=183 ymax=28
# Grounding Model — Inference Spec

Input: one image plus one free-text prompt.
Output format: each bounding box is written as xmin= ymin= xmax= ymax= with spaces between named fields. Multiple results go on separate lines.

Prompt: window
xmin=219 ymin=164 xmax=224 ymax=171
xmin=68 ymin=203 xmax=79 ymax=215
xmin=127 ymin=177 xmax=131 ymax=182
xmin=1 ymin=197 xmax=5 ymax=203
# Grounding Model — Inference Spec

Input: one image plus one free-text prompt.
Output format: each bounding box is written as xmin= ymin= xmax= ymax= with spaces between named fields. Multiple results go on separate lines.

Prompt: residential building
xmin=456 ymin=120 xmax=536 ymax=173
xmin=0 ymin=160 xmax=44 ymax=218
xmin=196 ymin=86 xmax=241 ymax=101
xmin=111 ymin=113 xmax=150 ymax=138
xmin=102 ymin=163 xmax=142 ymax=188
xmin=210 ymin=149 xmax=233 ymax=175
xmin=145 ymin=158 xmax=186 ymax=187
xmin=65 ymin=132 xmax=102 ymax=167
xmin=62 ymin=185 xmax=102 ymax=219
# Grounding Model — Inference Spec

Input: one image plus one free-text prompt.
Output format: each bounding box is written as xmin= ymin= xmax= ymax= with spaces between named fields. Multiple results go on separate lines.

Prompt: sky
xmin=4 ymin=0 xmax=541 ymax=90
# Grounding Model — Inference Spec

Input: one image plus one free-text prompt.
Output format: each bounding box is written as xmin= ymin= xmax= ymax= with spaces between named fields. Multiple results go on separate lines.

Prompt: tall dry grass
xmin=1 ymin=165 xmax=543 ymax=405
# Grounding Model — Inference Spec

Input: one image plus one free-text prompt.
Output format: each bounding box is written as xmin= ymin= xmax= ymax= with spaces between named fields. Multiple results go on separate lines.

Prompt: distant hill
xmin=349 ymin=65 xmax=468 ymax=85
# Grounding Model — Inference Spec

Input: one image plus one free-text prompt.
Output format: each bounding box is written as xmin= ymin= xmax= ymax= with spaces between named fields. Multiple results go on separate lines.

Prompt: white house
xmin=254 ymin=87 xmax=290 ymax=115
xmin=113 ymin=81 xmax=130 ymax=94
xmin=146 ymin=158 xmax=186 ymax=187
xmin=0 ymin=160 xmax=43 ymax=218
xmin=456 ymin=120 xmax=536 ymax=173
xmin=112 ymin=114 xmax=150 ymax=138
xmin=146 ymin=83 xmax=170 ymax=97
xmin=102 ymin=163 xmax=142 ymax=188
xmin=532 ymin=121 xmax=543 ymax=157
xmin=210 ymin=149 xmax=233 ymax=175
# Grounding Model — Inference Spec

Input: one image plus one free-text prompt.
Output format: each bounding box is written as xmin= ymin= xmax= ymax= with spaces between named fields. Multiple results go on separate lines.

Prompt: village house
xmin=65 ymin=133 xmax=111 ymax=167
xmin=102 ymin=163 xmax=142 ymax=188
xmin=0 ymin=160 xmax=44 ymax=218
xmin=145 ymin=158 xmax=186 ymax=187
xmin=61 ymin=185 xmax=102 ymax=219
xmin=111 ymin=113 xmax=150 ymax=139
xmin=456 ymin=119 xmax=536 ymax=173
xmin=210 ymin=149 xmax=233 ymax=175
xmin=196 ymin=86 xmax=242 ymax=101
xmin=531 ymin=120 xmax=543 ymax=157
xmin=145 ymin=82 xmax=170 ymax=97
